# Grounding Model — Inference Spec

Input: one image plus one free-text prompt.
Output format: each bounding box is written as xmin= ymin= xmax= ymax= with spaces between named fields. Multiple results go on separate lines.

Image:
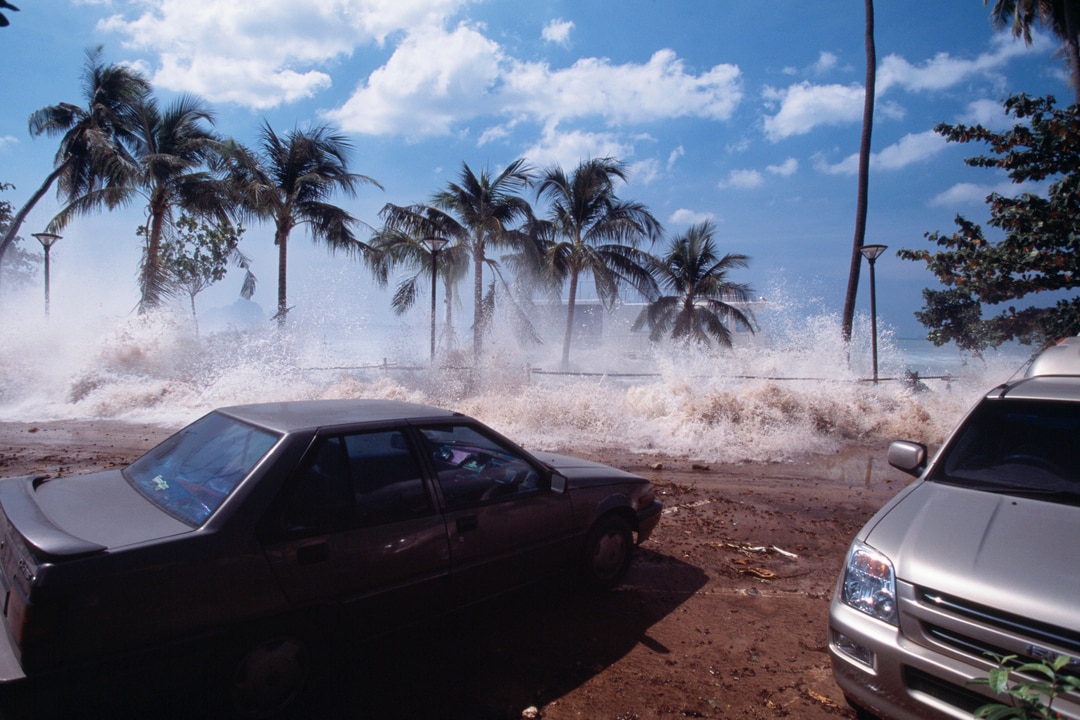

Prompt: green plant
xmin=971 ymin=653 xmax=1080 ymax=719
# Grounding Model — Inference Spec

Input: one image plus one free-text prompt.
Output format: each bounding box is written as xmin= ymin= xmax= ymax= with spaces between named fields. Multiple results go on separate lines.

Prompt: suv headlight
xmin=841 ymin=540 xmax=898 ymax=625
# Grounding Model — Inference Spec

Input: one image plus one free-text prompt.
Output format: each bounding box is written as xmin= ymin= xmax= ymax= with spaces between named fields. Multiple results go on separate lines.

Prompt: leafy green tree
xmin=0 ymin=182 xmax=39 ymax=297
xmin=986 ymin=0 xmax=1080 ymax=101
xmin=900 ymin=94 xmax=1080 ymax=349
xmin=633 ymin=220 xmax=756 ymax=347
xmin=227 ymin=123 xmax=380 ymax=326
xmin=154 ymin=214 xmax=255 ymax=332
xmin=0 ymin=48 xmax=149 ymax=271
xmin=380 ymin=159 xmax=535 ymax=358
xmin=533 ymin=158 xmax=661 ymax=368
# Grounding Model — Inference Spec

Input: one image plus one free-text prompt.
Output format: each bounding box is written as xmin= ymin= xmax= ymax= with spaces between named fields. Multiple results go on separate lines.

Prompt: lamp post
xmin=420 ymin=237 xmax=449 ymax=361
xmin=859 ymin=244 xmax=887 ymax=383
xmin=32 ymin=232 xmax=62 ymax=317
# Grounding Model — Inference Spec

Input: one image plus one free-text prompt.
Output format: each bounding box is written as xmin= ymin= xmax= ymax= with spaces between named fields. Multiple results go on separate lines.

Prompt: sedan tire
xmin=221 ymin=628 xmax=312 ymax=720
xmin=581 ymin=514 xmax=633 ymax=590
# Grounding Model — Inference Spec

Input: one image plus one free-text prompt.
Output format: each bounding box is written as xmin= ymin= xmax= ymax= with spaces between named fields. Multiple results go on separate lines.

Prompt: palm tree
xmin=368 ymin=226 xmax=468 ymax=324
xmin=987 ymin=0 xmax=1080 ymax=100
xmin=535 ymin=158 xmax=661 ymax=368
xmin=0 ymin=47 xmax=148 ymax=277
xmin=133 ymin=95 xmax=231 ymax=311
xmin=841 ymin=0 xmax=876 ymax=343
xmin=633 ymin=221 xmax=756 ymax=348
xmin=229 ymin=123 xmax=381 ymax=326
xmin=0 ymin=1 xmax=19 ymax=28
xmin=380 ymin=159 xmax=534 ymax=358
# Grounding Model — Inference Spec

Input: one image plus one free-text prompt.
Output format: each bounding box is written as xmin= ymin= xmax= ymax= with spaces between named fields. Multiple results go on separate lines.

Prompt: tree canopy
xmin=900 ymin=94 xmax=1080 ymax=351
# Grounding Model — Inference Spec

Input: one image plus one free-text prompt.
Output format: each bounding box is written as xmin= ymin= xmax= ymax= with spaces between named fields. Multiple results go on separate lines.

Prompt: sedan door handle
xmin=456 ymin=516 xmax=479 ymax=533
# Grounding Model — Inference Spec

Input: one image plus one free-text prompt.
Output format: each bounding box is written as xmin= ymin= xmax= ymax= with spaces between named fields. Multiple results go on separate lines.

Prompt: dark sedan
xmin=0 ymin=399 xmax=661 ymax=717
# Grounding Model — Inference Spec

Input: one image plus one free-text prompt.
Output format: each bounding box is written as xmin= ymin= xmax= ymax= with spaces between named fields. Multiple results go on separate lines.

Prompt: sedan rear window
xmin=125 ymin=413 xmax=279 ymax=526
xmin=935 ymin=399 xmax=1080 ymax=500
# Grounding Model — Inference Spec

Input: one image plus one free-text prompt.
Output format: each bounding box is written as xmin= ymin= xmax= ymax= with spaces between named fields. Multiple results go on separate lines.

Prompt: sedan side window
xmin=344 ymin=431 xmax=432 ymax=523
xmin=417 ymin=424 xmax=541 ymax=509
xmin=285 ymin=437 xmax=354 ymax=532
xmin=284 ymin=430 xmax=434 ymax=534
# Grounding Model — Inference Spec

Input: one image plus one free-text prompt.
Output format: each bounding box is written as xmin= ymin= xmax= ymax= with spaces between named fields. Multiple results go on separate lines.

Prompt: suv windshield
xmin=125 ymin=413 xmax=279 ymax=526
xmin=933 ymin=398 xmax=1080 ymax=500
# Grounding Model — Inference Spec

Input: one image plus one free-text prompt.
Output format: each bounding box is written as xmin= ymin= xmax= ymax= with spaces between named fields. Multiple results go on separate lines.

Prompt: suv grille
xmin=918 ymin=589 xmax=1080 ymax=670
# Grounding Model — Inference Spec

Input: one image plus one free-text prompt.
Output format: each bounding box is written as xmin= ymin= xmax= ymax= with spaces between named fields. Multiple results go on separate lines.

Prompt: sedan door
xmin=261 ymin=428 xmax=450 ymax=630
xmin=415 ymin=423 xmax=575 ymax=604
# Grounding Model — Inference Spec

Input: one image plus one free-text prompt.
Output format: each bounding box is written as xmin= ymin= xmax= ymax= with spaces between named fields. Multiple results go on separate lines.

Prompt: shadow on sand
xmin=9 ymin=548 xmax=705 ymax=719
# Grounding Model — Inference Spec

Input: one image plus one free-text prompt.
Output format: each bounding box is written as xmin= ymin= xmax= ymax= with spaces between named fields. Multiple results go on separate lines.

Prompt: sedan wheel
xmin=582 ymin=514 xmax=633 ymax=590
xmin=228 ymin=633 xmax=310 ymax=719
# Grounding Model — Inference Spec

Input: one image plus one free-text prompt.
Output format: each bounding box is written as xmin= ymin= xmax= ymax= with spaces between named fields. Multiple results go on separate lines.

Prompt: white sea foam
xmin=0 ymin=285 xmax=1034 ymax=463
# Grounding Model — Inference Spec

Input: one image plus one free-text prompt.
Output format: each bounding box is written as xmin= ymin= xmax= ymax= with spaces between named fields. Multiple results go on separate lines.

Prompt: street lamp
xmin=32 ymin=232 xmax=62 ymax=317
xmin=859 ymin=244 xmax=888 ymax=383
xmin=420 ymin=237 xmax=449 ymax=361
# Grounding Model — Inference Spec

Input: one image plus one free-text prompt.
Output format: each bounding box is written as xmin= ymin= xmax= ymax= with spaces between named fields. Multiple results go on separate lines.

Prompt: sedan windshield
xmin=125 ymin=413 xmax=279 ymax=526
xmin=934 ymin=399 xmax=1080 ymax=500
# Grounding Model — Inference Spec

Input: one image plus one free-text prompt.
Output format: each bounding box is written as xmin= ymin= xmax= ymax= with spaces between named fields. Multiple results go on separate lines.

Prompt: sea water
xmin=0 ymin=290 xmax=1038 ymax=464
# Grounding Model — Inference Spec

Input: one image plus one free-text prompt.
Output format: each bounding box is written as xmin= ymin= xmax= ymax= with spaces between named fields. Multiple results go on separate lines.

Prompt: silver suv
xmin=829 ymin=337 xmax=1080 ymax=720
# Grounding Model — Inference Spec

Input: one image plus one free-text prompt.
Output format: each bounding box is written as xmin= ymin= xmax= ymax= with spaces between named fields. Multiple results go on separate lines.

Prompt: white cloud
xmin=670 ymin=208 xmax=715 ymax=225
xmin=719 ymin=168 xmax=764 ymax=190
xmin=542 ymin=19 xmax=573 ymax=46
xmin=930 ymin=179 xmax=1048 ymax=207
xmin=628 ymin=158 xmax=661 ymax=185
xmin=330 ymin=37 xmax=742 ymax=140
xmin=814 ymin=130 xmax=946 ymax=175
xmin=327 ymin=23 xmax=503 ymax=136
xmin=667 ymin=145 xmax=685 ymax=172
xmin=762 ymin=82 xmax=865 ymax=141
xmin=98 ymin=0 xmax=472 ymax=108
xmin=813 ymin=51 xmax=839 ymax=75
xmin=97 ymin=1 xmax=742 ymax=142
xmin=503 ymin=49 xmax=742 ymax=128
xmin=959 ymin=98 xmax=1016 ymax=129
xmin=878 ymin=33 xmax=1052 ymax=94
xmin=767 ymin=157 xmax=798 ymax=176
xmin=763 ymin=33 xmax=1053 ymax=142
xmin=929 ymin=182 xmax=995 ymax=207
xmin=0 ymin=135 xmax=17 ymax=151
xmin=522 ymin=126 xmax=633 ymax=171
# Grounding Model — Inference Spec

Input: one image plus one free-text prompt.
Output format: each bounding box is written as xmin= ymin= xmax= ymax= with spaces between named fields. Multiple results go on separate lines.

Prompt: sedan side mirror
xmin=887 ymin=440 xmax=927 ymax=477
xmin=549 ymin=472 xmax=567 ymax=494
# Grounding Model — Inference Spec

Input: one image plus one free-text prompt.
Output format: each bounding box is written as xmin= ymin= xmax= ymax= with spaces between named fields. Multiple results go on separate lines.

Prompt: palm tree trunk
xmin=139 ymin=205 xmax=167 ymax=313
xmin=0 ymin=163 xmax=67 ymax=261
xmin=561 ymin=269 xmax=580 ymax=369
xmin=1065 ymin=2 xmax=1080 ymax=101
xmin=276 ymin=224 xmax=289 ymax=327
xmin=472 ymin=238 xmax=484 ymax=359
xmin=841 ymin=0 xmax=876 ymax=343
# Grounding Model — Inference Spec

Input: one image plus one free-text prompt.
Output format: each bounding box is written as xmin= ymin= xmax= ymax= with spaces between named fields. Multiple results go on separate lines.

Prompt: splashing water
xmin=0 ymin=285 xmax=1033 ymax=463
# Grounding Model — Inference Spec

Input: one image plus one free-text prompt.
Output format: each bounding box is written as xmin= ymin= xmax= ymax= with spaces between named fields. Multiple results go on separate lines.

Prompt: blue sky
xmin=0 ymin=1 xmax=1068 ymax=338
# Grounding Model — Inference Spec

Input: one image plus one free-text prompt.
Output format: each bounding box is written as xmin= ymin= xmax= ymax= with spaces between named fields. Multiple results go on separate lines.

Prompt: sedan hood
xmin=865 ymin=482 xmax=1078 ymax=630
xmin=532 ymin=452 xmax=647 ymax=488
xmin=0 ymin=471 xmax=192 ymax=560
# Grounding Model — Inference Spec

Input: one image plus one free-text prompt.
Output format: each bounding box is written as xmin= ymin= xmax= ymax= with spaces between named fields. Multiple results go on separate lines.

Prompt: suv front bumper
xmin=829 ymin=585 xmax=1080 ymax=720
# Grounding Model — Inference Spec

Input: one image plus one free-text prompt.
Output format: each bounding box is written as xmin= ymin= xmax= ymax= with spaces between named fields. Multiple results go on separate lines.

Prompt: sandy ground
xmin=0 ymin=420 xmax=917 ymax=719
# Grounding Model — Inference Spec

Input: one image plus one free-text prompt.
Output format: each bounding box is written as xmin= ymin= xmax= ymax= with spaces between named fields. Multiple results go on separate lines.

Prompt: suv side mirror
xmin=887 ymin=440 xmax=927 ymax=477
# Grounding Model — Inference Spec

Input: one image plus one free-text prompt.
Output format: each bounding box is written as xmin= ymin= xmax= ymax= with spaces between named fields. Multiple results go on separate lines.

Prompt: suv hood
xmin=865 ymin=481 xmax=1077 ymax=630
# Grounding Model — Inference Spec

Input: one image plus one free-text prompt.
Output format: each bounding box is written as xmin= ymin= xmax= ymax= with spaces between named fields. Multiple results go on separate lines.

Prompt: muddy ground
xmin=0 ymin=421 xmax=916 ymax=719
